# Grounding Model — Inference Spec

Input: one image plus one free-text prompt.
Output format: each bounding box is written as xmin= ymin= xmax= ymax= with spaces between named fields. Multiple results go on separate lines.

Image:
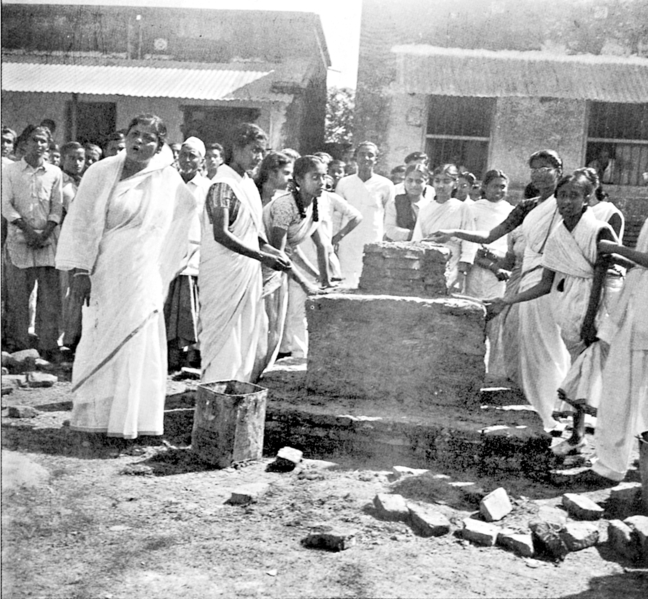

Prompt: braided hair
xmin=292 ymin=155 xmax=324 ymax=222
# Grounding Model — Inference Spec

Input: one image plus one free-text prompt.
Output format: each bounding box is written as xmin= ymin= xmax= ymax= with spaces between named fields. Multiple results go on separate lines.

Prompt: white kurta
xmin=56 ymin=149 xmax=196 ymax=438
xmin=335 ymin=173 xmax=395 ymax=287
xmin=465 ymin=198 xmax=514 ymax=300
xmin=517 ymin=195 xmax=570 ymax=431
xmin=412 ymin=198 xmax=477 ymax=289
xmin=199 ymin=165 xmax=266 ymax=384
xmin=593 ymin=219 xmax=648 ymax=481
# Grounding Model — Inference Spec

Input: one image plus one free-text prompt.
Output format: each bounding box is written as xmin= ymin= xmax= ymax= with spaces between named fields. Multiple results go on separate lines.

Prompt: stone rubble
xmin=373 ymin=493 xmax=410 ymax=522
xmin=302 ymin=529 xmax=357 ymax=552
xmin=561 ymin=521 xmax=600 ymax=551
xmin=480 ymin=487 xmax=513 ymax=522
xmin=562 ymin=493 xmax=604 ymax=521
xmin=226 ymin=483 xmax=270 ymax=506
xmin=462 ymin=518 xmax=499 ymax=546
xmin=407 ymin=503 xmax=451 ymax=537
xmin=497 ymin=530 xmax=535 ymax=558
xmin=26 ymin=371 xmax=58 ymax=388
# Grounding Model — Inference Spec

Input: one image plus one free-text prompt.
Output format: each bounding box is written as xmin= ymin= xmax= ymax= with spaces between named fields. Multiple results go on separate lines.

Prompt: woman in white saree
xmin=56 ymin=114 xmax=196 ymax=439
xmin=199 ymin=124 xmax=290 ymax=384
xmin=431 ymin=150 xmax=570 ymax=432
xmin=490 ymin=170 xmax=617 ymax=454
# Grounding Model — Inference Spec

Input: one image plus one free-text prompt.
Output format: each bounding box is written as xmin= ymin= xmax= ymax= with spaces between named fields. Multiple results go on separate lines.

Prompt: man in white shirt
xmin=335 ymin=141 xmax=395 ymax=286
xmin=2 ymin=125 xmax=63 ymax=359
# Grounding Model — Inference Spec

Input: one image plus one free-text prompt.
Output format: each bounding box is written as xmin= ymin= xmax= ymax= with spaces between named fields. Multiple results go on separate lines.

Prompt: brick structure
xmin=358 ymin=241 xmax=450 ymax=297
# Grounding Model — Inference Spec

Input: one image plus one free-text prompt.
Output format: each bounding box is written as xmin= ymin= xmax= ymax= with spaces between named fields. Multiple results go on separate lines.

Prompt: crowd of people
xmin=2 ymin=114 xmax=646 ymax=488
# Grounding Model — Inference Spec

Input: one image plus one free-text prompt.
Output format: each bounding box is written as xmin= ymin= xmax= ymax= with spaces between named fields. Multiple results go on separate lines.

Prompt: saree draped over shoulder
xmin=199 ymin=164 xmax=266 ymax=383
xmin=593 ymin=219 xmax=648 ymax=481
xmin=259 ymin=193 xmax=319 ymax=370
xmin=517 ymin=195 xmax=570 ymax=431
xmin=56 ymin=149 xmax=196 ymax=438
xmin=543 ymin=210 xmax=615 ymax=414
xmin=411 ymin=198 xmax=477 ymax=289
xmin=465 ymin=199 xmax=514 ymax=300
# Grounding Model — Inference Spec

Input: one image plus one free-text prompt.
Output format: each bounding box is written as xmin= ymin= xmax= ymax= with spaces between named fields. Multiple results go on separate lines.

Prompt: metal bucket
xmin=191 ymin=380 xmax=267 ymax=467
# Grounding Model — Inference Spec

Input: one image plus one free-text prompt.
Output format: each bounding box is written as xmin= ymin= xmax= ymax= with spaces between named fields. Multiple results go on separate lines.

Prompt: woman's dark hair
xmin=404 ymin=163 xmax=429 ymax=179
xmin=431 ymin=163 xmax=460 ymax=180
xmin=126 ymin=114 xmax=168 ymax=149
xmin=528 ymin=149 xmax=563 ymax=171
xmin=255 ymin=151 xmax=292 ymax=192
xmin=292 ymin=155 xmax=325 ymax=222
xmin=573 ymin=167 xmax=608 ymax=201
xmin=206 ymin=142 xmax=224 ymax=153
xmin=49 ymin=142 xmax=60 ymax=153
xmin=556 ymin=169 xmax=599 ymax=199
xmin=231 ymin=123 xmax=267 ymax=150
xmin=458 ymin=171 xmax=477 ymax=185
xmin=482 ymin=169 xmax=509 ymax=188
xmin=404 ymin=151 xmax=428 ymax=165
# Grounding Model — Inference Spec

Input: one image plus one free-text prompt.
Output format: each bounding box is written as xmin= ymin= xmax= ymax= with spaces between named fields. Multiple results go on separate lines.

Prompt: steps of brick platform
xmin=163 ymin=359 xmax=552 ymax=478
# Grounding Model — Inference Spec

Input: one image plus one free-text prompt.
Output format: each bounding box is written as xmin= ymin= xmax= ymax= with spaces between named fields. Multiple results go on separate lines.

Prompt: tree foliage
xmin=325 ymin=87 xmax=355 ymax=145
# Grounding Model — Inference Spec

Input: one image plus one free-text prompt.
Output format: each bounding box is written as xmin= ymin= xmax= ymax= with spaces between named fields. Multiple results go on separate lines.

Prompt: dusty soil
xmin=2 ymin=371 xmax=648 ymax=599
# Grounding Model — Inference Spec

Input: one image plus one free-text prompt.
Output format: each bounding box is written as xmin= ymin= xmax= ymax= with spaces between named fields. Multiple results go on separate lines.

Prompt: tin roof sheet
xmin=1 ymin=60 xmax=291 ymax=102
xmin=393 ymin=46 xmax=648 ymax=103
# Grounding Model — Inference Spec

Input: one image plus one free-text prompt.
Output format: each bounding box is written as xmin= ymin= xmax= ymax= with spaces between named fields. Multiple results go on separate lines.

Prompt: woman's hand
xmin=260 ymin=252 xmax=292 ymax=272
xmin=427 ymin=230 xmax=453 ymax=244
xmin=485 ymin=297 xmax=508 ymax=317
xmin=598 ymin=240 xmax=619 ymax=255
xmin=493 ymin=267 xmax=511 ymax=282
xmin=580 ymin=320 xmax=598 ymax=346
xmin=71 ymin=273 xmax=92 ymax=307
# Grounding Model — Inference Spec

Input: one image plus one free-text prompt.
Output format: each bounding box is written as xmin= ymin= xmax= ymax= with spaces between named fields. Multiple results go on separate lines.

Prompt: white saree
xmin=593 ymin=219 xmax=648 ymax=481
xmin=412 ymin=198 xmax=477 ymax=289
xmin=465 ymin=198 xmax=514 ymax=300
xmin=517 ymin=196 xmax=570 ymax=431
xmin=543 ymin=210 xmax=615 ymax=414
xmin=199 ymin=165 xmax=266 ymax=384
xmin=56 ymin=148 xmax=196 ymax=438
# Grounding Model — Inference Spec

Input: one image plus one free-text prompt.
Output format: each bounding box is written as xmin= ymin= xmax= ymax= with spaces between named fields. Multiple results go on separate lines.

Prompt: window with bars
xmin=586 ymin=102 xmax=648 ymax=186
xmin=425 ymin=96 xmax=494 ymax=179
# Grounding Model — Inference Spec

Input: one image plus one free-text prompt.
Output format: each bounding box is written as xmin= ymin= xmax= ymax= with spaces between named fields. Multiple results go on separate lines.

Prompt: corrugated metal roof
xmin=1 ymin=60 xmax=292 ymax=102
xmin=393 ymin=46 xmax=648 ymax=103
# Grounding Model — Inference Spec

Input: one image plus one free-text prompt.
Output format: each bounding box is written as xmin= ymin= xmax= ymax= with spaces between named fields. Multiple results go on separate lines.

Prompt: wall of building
xmin=490 ymin=97 xmax=588 ymax=188
xmin=383 ymin=92 xmax=427 ymax=172
xmin=1 ymin=91 xmax=288 ymax=148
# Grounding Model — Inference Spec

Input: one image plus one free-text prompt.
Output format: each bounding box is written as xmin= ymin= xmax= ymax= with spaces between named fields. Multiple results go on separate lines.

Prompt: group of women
xmin=58 ymin=117 xmax=338 ymax=441
xmin=56 ymin=113 xmax=647 ymax=487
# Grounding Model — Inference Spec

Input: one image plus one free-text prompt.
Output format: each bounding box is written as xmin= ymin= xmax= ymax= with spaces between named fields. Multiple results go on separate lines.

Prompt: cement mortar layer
xmin=306 ymin=293 xmax=486 ymax=408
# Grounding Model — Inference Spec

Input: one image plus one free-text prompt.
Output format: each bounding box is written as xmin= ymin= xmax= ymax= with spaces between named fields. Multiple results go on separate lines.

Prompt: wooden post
xmin=70 ymin=93 xmax=79 ymax=142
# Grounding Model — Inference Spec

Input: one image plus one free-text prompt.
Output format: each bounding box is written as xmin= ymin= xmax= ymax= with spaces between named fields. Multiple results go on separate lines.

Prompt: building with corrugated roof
xmin=1 ymin=2 xmax=330 ymax=152
xmin=355 ymin=0 xmax=648 ymax=241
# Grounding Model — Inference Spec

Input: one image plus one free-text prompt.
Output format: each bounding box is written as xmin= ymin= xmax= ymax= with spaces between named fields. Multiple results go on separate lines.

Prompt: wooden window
xmin=586 ymin=101 xmax=648 ymax=186
xmin=425 ymin=96 xmax=494 ymax=178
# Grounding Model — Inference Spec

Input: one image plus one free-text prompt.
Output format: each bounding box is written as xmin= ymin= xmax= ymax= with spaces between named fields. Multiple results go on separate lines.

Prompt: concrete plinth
xmin=306 ymin=294 xmax=486 ymax=408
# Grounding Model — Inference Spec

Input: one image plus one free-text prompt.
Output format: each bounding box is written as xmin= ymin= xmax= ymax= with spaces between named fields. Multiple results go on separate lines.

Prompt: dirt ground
xmin=2 ymin=371 xmax=648 ymax=599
